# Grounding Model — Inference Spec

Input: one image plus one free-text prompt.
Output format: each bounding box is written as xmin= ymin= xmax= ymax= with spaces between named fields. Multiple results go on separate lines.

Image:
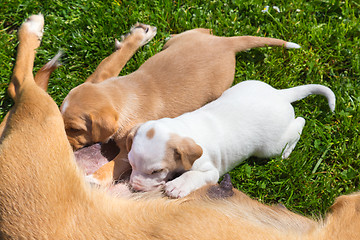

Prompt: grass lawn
xmin=0 ymin=0 xmax=359 ymax=218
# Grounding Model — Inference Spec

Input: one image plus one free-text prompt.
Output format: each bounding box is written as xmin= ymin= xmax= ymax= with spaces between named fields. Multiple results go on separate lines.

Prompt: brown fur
xmin=146 ymin=128 xmax=155 ymax=139
xmin=168 ymin=133 xmax=203 ymax=171
xmin=1 ymin=15 xmax=359 ymax=240
xmin=61 ymin=25 xmax=298 ymax=185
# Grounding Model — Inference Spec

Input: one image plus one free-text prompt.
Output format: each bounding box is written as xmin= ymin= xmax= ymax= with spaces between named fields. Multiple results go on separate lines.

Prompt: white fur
xmin=23 ymin=14 xmax=44 ymax=39
xmin=61 ymin=98 xmax=69 ymax=114
xmin=43 ymin=51 xmax=62 ymax=69
xmin=128 ymin=80 xmax=335 ymax=198
xmin=285 ymin=42 xmax=301 ymax=49
xmin=128 ymin=131 xmax=169 ymax=191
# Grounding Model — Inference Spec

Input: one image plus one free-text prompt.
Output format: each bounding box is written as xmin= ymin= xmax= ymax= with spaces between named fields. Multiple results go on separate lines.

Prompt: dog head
xmin=126 ymin=120 xmax=203 ymax=192
xmin=61 ymin=83 xmax=119 ymax=150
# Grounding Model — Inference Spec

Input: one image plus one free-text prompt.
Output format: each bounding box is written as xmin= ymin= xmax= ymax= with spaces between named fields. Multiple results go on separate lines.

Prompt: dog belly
xmin=74 ymin=141 xmax=119 ymax=175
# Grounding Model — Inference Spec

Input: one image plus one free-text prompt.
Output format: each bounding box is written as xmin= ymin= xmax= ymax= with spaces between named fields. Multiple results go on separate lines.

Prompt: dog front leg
xmin=85 ymin=23 xmax=157 ymax=83
xmin=87 ymin=150 xmax=131 ymax=186
xmin=165 ymin=169 xmax=220 ymax=198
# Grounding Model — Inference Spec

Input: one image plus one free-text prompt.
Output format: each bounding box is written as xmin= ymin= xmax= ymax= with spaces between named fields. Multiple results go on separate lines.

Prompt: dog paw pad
xmin=129 ymin=23 xmax=157 ymax=47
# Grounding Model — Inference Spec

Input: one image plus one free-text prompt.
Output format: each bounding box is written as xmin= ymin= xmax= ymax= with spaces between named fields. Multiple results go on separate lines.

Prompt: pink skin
xmin=74 ymin=142 xmax=132 ymax=197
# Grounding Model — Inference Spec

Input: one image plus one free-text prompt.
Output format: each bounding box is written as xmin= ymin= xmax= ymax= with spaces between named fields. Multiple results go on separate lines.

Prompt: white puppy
xmin=126 ymin=80 xmax=335 ymax=198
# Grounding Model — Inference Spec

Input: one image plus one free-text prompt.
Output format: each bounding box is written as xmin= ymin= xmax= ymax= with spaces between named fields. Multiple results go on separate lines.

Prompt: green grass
xmin=0 ymin=0 xmax=359 ymax=218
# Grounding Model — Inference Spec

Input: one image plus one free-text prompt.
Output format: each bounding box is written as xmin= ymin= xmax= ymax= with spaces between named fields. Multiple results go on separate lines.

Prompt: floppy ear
xmin=173 ymin=136 xmax=203 ymax=170
xmin=89 ymin=106 xmax=119 ymax=143
xmin=126 ymin=124 xmax=141 ymax=152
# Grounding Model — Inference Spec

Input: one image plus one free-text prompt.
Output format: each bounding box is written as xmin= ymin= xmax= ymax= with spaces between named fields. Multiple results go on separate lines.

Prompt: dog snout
xmin=131 ymin=181 xmax=144 ymax=191
xmin=130 ymin=178 xmax=165 ymax=192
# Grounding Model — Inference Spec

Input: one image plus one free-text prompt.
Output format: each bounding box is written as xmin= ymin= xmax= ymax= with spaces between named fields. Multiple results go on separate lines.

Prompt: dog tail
xmin=227 ymin=36 xmax=301 ymax=52
xmin=34 ymin=51 xmax=62 ymax=91
xmin=278 ymin=84 xmax=336 ymax=112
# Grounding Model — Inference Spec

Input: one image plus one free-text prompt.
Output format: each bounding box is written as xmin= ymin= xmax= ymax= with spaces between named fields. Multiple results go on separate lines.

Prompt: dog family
xmin=1 ymin=14 xmax=360 ymax=240
xmin=127 ymin=80 xmax=335 ymax=198
xmin=61 ymin=22 xmax=301 ymax=185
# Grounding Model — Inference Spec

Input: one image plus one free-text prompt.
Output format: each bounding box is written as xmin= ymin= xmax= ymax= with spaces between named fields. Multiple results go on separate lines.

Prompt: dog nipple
xmin=207 ymin=174 xmax=234 ymax=199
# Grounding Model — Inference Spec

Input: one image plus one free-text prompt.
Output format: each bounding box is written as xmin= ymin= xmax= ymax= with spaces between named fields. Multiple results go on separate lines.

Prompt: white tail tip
xmin=329 ymin=103 xmax=335 ymax=113
xmin=44 ymin=51 xmax=62 ymax=69
xmin=285 ymin=42 xmax=301 ymax=49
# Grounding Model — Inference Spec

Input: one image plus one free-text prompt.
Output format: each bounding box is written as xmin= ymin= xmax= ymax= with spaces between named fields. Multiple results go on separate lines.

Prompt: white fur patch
xmin=44 ymin=51 xmax=62 ymax=69
xmin=24 ymin=14 xmax=44 ymax=39
xmin=61 ymin=99 xmax=69 ymax=113
xmin=285 ymin=42 xmax=301 ymax=49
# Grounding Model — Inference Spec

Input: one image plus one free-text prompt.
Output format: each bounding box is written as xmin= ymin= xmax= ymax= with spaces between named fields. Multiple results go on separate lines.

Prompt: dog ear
xmin=89 ymin=107 xmax=119 ymax=143
xmin=126 ymin=124 xmax=141 ymax=152
xmin=173 ymin=136 xmax=203 ymax=170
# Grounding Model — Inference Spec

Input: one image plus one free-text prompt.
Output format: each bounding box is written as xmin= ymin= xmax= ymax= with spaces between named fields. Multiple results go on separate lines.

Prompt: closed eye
xmin=67 ymin=128 xmax=81 ymax=133
xmin=66 ymin=128 xmax=84 ymax=136
xmin=151 ymin=169 xmax=163 ymax=175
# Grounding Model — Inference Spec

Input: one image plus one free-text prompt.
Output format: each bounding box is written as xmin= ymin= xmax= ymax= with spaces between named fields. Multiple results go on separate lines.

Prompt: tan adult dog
xmin=61 ymin=21 xmax=301 ymax=186
xmin=0 ymin=14 xmax=359 ymax=240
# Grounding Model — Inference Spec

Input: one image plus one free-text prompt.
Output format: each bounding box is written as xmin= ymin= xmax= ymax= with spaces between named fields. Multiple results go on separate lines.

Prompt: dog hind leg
xmin=85 ymin=23 xmax=157 ymax=83
xmin=281 ymin=117 xmax=306 ymax=159
xmin=1 ymin=14 xmax=44 ymax=136
xmin=7 ymin=14 xmax=44 ymax=100
xmin=1 ymin=16 xmax=61 ymax=137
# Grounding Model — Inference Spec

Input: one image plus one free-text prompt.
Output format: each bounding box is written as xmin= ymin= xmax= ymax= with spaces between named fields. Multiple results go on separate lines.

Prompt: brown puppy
xmin=0 ymin=15 xmax=359 ymax=239
xmin=61 ymin=23 xmax=301 ymax=186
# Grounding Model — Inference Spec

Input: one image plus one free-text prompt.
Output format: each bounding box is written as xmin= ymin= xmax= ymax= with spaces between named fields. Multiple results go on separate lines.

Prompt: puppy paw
xmin=22 ymin=14 xmax=45 ymax=40
xmin=129 ymin=23 xmax=157 ymax=47
xmin=165 ymin=178 xmax=193 ymax=198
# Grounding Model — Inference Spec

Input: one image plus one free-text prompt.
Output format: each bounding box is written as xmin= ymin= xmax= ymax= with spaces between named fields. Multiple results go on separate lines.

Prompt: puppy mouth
xmin=130 ymin=181 xmax=165 ymax=192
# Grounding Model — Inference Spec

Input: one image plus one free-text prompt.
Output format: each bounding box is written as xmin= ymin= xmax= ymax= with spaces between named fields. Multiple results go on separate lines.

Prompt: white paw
xmin=130 ymin=23 xmax=157 ymax=47
xmin=23 ymin=14 xmax=44 ymax=39
xmin=282 ymin=150 xmax=291 ymax=159
xmin=165 ymin=177 xmax=193 ymax=198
